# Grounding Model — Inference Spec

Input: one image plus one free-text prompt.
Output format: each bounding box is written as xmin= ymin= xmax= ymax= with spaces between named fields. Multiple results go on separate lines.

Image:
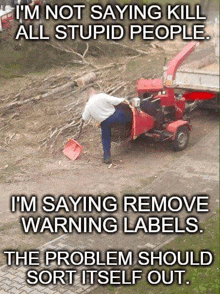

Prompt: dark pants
xmin=101 ymin=108 xmax=131 ymax=159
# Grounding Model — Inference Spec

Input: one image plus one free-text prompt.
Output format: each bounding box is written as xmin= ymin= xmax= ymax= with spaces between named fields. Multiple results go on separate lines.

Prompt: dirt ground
xmin=0 ymin=17 xmax=219 ymax=273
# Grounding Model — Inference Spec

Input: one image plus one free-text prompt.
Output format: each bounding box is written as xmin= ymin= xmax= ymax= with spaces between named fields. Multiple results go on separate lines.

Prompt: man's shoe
xmin=102 ymin=157 xmax=112 ymax=164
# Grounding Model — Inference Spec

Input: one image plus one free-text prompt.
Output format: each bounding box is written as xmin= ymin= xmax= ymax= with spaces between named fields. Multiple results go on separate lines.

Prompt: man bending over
xmin=80 ymin=88 xmax=131 ymax=164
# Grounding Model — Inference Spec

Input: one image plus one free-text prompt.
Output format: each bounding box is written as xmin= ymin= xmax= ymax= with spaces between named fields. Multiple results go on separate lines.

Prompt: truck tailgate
xmin=175 ymin=66 xmax=219 ymax=92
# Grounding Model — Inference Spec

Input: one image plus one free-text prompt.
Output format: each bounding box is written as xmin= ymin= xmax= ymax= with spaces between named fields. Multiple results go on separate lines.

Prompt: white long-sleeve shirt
xmin=82 ymin=93 xmax=124 ymax=123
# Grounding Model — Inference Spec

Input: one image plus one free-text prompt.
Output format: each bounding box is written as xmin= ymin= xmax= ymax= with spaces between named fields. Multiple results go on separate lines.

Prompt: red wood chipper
xmin=130 ymin=39 xmax=219 ymax=150
xmin=127 ymin=42 xmax=207 ymax=151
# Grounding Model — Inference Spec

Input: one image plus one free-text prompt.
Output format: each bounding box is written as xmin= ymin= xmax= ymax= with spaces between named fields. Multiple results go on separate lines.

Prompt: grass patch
xmin=91 ymin=211 xmax=219 ymax=294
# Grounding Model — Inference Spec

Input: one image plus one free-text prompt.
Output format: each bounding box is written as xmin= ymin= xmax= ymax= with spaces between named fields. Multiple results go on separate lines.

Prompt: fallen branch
xmin=46 ymin=42 xmax=98 ymax=68
xmin=108 ymin=81 xmax=129 ymax=95
xmin=0 ymin=81 xmax=73 ymax=112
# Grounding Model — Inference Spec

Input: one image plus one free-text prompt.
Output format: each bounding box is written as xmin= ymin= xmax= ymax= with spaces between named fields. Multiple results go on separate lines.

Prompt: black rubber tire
xmin=172 ymin=126 xmax=189 ymax=151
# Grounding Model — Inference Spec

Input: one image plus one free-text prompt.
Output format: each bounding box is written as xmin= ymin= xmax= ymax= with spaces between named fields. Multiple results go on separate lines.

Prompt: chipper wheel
xmin=172 ymin=126 xmax=189 ymax=151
